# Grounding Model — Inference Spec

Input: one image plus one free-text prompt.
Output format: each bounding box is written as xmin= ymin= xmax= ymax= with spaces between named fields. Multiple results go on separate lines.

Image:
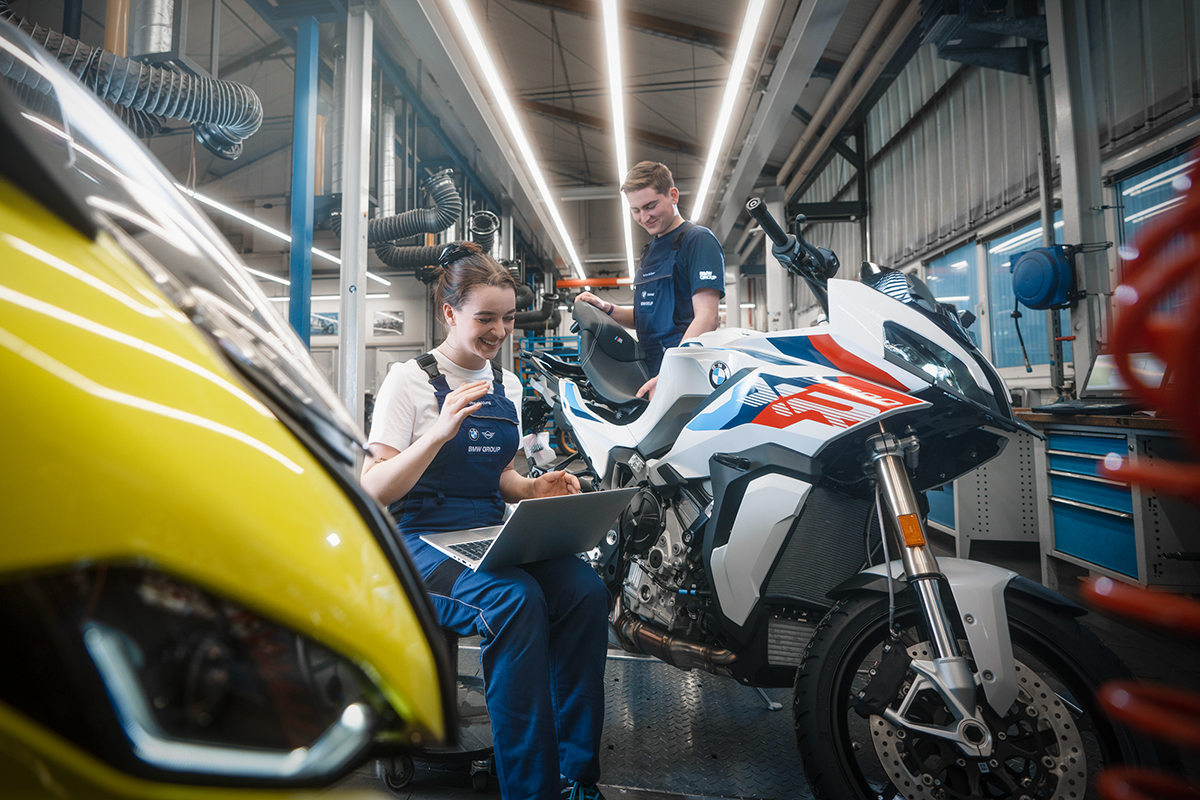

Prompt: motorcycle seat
xmin=573 ymin=300 xmax=651 ymax=412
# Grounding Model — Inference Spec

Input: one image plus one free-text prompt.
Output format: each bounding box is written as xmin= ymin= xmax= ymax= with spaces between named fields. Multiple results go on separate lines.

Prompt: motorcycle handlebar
xmin=746 ymin=197 xmax=790 ymax=248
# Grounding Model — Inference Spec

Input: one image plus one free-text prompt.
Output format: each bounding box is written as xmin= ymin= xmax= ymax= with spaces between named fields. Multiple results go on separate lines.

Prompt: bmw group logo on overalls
xmin=709 ymin=361 xmax=731 ymax=388
xmin=468 ymin=428 xmax=479 ymax=441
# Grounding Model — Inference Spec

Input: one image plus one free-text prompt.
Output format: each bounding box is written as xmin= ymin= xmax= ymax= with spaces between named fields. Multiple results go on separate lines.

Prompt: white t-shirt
xmin=368 ymin=348 xmax=524 ymax=453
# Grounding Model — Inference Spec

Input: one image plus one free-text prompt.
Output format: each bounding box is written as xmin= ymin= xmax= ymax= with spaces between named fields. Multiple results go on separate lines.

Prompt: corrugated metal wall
xmin=794 ymin=0 xmax=1200 ymax=274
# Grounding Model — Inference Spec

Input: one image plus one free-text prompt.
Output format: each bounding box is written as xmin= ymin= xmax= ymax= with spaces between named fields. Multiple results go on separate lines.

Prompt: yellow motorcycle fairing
xmin=0 ymin=174 xmax=444 ymax=788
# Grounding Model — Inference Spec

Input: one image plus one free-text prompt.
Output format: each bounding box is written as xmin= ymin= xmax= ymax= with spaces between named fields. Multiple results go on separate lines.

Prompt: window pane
xmin=925 ymin=242 xmax=980 ymax=347
xmin=985 ymin=212 xmax=1071 ymax=369
xmin=1118 ymin=153 xmax=1195 ymax=313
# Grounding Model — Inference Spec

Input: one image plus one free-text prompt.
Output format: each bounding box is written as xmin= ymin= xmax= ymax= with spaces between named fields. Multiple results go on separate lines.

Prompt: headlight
xmin=883 ymin=322 xmax=992 ymax=409
xmin=0 ymin=566 xmax=392 ymax=786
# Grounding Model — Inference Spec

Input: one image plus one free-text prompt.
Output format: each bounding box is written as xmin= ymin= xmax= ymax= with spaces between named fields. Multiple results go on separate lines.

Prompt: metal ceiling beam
xmin=710 ymin=0 xmax=850 ymax=244
xmin=504 ymin=0 xmax=842 ymax=70
xmin=518 ymin=99 xmax=700 ymax=157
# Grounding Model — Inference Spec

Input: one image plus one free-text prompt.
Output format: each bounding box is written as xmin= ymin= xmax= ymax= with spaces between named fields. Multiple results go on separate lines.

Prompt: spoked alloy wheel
xmin=794 ymin=590 xmax=1158 ymax=800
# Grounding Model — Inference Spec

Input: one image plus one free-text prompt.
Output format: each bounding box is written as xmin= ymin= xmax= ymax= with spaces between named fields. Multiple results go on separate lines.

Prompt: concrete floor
xmin=336 ymin=533 xmax=1200 ymax=800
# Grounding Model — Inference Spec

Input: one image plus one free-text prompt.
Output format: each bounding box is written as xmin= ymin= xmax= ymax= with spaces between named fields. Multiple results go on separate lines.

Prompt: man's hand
xmin=576 ymin=291 xmax=608 ymax=311
xmin=636 ymin=375 xmax=658 ymax=400
xmin=529 ymin=470 xmax=581 ymax=497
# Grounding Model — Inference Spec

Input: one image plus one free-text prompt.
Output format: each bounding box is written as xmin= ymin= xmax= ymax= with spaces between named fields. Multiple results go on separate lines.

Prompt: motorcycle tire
xmin=793 ymin=589 xmax=1161 ymax=800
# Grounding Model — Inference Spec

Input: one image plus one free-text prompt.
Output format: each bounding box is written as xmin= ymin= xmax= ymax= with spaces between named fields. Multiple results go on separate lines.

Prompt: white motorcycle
xmin=523 ymin=199 xmax=1159 ymax=799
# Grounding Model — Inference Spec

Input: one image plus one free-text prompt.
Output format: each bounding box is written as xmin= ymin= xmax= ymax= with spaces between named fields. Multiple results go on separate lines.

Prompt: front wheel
xmin=794 ymin=590 xmax=1158 ymax=800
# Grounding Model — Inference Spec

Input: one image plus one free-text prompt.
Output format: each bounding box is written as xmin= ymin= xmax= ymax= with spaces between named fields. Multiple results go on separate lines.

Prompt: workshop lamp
xmin=691 ymin=0 xmax=768 ymax=222
xmin=446 ymin=0 xmax=586 ymax=280
xmin=602 ymin=0 xmax=635 ymax=278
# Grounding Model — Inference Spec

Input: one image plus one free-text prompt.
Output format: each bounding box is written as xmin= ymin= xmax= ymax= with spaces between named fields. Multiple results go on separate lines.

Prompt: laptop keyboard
xmin=447 ymin=539 xmax=495 ymax=561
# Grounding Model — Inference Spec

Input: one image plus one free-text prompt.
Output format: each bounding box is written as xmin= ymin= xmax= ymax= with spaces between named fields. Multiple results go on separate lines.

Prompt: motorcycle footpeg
xmin=851 ymin=640 xmax=912 ymax=719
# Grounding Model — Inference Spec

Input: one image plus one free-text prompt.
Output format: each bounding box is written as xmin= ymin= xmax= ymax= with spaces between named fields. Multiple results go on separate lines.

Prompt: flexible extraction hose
xmin=469 ymin=209 xmax=500 ymax=253
xmin=0 ymin=0 xmax=263 ymax=159
xmin=515 ymin=294 xmax=555 ymax=325
xmin=514 ymin=283 xmax=534 ymax=310
xmin=515 ymin=308 xmax=561 ymax=332
xmin=334 ymin=170 xmax=462 ymax=245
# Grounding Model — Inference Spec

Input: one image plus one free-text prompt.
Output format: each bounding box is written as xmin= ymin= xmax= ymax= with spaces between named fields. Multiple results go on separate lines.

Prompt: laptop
xmin=1034 ymin=353 xmax=1166 ymax=415
xmin=420 ymin=487 xmax=639 ymax=571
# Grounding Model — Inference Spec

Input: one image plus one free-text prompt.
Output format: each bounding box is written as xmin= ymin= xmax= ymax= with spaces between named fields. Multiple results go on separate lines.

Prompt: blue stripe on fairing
xmin=768 ymin=335 xmax=837 ymax=369
xmin=564 ymin=382 xmax=601 ymax=423
xmin=686 ymin=372 xmax=826 ymax=431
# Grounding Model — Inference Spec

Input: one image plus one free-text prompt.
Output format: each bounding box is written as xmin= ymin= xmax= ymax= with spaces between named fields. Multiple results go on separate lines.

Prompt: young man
xmin=578 ymin=161 xmax=724 ymax=399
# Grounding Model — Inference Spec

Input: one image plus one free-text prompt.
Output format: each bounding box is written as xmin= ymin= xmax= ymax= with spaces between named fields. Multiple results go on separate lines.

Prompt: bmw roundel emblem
xmin=468 ymin=428 xmax=479 ymax=441
xmin=709 ymin=361 xmax=731 ymax=388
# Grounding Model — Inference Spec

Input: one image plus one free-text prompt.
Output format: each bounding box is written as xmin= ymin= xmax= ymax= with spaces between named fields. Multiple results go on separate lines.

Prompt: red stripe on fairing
xmin=750 ymin=377 xmax=921 ymax=430
xmin=809 ymin=334 xmax=909 ymax=392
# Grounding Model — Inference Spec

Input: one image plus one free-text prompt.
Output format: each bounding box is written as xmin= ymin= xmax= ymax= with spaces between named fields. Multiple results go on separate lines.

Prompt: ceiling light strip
xmin=601 ymin=0 xmax=635 ymax=278
xmin=690 ymin=0 xmax=768 ymax=223
xmin=446 ymin=0 xmax=585 ymax=280
xmin=176 ymin=184 xmax=391 ymax=285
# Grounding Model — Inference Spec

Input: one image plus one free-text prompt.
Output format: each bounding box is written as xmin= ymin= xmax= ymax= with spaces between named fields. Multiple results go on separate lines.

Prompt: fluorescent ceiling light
xmin=446 ymin=0 xmax=586 ymax=280
xmin=601 ymin=0 xmax=635 ymax=278
xmin=1122 ymin=159 xmax=1198 ymax=197
xmin=245 ymin=266 xmax=290 ymax=285
xmin=740 ymin=302 xmax=756 ymax=309
xmin=690 ymin=0 xmax=768 ymax=222
xmin=176 ymin=184 xmax=390 ymax=285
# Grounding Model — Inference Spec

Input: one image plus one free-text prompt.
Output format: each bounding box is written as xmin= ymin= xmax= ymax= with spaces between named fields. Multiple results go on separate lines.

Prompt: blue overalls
xmin=390 ymin=354 xmax=609 ymax=800
xmin=633 ymin=221 xmax=694 ymax=375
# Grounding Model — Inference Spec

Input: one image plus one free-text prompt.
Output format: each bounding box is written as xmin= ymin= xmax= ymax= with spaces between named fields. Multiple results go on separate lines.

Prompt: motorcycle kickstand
xmin=751 ymin=686 xmax=782 ymax=711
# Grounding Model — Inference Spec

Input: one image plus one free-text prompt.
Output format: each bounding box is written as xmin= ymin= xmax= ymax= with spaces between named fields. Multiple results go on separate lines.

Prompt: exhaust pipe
xmin=613 ymin=605 xmax=736 ymax=677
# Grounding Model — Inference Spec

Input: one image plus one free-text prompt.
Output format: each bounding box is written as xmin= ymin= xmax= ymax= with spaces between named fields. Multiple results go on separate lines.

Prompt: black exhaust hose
xmin=372 ymin=243 xmax=444 ymax=272
xmin=334 ymin=170 xmax=462 ymax=244
xmin=469 ymin=210 xmax=499 ymax=253
xmin=514 ymin=283 xmax=534 ymax=310
xmin=515 ymin=308 xmax=561 ymax=332
xmin=0 ymin=1 xmax=263 ymax=159
xmin=515 ymin=294 xmax=555 ymax=325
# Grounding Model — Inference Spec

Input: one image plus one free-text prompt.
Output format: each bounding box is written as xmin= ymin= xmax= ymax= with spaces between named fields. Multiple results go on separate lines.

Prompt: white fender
xmin=861 ymin=558 xmax=1018 ymax=714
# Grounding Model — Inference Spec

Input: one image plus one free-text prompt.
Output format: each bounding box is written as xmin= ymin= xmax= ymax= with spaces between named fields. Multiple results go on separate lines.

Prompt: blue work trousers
xmin=408 ymin=536 xmax=608 ymax=800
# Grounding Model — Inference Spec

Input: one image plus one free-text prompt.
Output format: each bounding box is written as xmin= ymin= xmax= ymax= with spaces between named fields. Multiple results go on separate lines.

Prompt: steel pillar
xmin=288 ymin=16 xmax=319 ymax=349
xmin=378 ymin=87 xmax=397 ymax=218
xmin=1029 ymin=41 xmax=1065 ymax=393
xmin=763 ymin=186 xmax=790 ymax=331
xmin=1046 ymin=0 xmax=1106 ymax=394
xmin=725 ymin=264 xmax=742 ymax=329
xmin=337 ymin=4 xmax=373 ymax=427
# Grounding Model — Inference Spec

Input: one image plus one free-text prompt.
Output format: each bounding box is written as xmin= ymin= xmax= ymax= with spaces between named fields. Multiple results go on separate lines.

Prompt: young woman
xmin=361 ymin=242 xmax=608 ymax=800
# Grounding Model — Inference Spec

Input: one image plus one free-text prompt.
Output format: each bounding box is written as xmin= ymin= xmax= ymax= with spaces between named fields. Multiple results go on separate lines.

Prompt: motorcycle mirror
xmin=959 ymin=309 xmax=977 ymax=329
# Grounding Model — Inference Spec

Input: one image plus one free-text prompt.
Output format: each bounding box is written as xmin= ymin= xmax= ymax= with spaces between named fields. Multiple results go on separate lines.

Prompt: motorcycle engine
xmin=620 ymin=485 xmax=710 ymax=639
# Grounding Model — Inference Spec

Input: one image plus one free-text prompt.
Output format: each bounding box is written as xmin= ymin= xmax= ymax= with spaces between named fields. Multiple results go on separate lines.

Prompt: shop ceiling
xmin=20 ymin=0 xmax=923 ymax=276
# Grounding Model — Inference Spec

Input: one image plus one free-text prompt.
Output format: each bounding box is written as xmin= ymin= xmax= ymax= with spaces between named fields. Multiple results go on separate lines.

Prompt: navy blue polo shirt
xmin=638 ymin=222 xmax=725 ymax=335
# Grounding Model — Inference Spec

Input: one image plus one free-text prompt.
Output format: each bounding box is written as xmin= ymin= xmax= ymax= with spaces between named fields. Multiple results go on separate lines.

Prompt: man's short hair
xmin=621 ymin=161 xmax=675 ymax=197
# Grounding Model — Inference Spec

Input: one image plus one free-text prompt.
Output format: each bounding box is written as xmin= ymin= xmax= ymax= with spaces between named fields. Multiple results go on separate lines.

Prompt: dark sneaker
xmin=561 ymin=779 xmax=606 ymax=800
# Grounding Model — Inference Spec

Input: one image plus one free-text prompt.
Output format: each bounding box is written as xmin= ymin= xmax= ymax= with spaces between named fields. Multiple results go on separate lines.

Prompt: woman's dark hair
xmin=434 ymin=241 xmax=518 ymax=320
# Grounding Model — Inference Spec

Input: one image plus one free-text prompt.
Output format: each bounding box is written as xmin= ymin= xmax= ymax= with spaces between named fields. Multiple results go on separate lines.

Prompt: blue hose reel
xmin=1010 ymin=246 xmax=1075 ymax=310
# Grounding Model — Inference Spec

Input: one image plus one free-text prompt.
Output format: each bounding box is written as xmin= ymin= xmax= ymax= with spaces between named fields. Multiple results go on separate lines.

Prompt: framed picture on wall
xmin=311 ymin=311 xmax=338 ymax=337
xmin=373 ymin=310 xmax=404 ymax=337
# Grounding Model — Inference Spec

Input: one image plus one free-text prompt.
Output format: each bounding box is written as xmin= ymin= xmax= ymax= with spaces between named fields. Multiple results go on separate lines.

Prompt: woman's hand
xmin=429 ymin=380 xmax=490 ymax=445
xmin=529 ymin=470 xmax=581 ymax=498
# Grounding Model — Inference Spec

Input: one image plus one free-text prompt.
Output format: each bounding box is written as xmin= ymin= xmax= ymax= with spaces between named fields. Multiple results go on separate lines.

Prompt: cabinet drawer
xmin=1046 ymin=431 xmax=1126 ymax=457
xmin=1049 ymin=472 xmax=1132 ymax=514
xmin=1052 ymin=502 xmax=1137 ymax=578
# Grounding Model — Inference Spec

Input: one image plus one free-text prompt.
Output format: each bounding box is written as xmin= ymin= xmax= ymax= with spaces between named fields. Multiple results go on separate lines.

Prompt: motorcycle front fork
xmin=867 ymin=429 xmax=995 ymax=757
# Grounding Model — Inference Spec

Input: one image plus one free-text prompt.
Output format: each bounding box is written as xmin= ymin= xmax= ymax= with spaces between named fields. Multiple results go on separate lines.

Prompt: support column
xmin=338 ymin=3 xmax=373 ymax=427
xmin=763 ymin=186 xmax=790 ymax=331
xmin=1046 ymin=0 xmax=1106 ymax=394
xmin=1029 ymin=40 xmax=1065 ymax=394
xmin=288 ymin=16 xmax=319 ymax=349
xmin=500 ymin=198 xmax=516 ymax=373
xmin=378 ymin=88 xmax=397 ymax=218
xmin=725 ymin=264 xmax=742 ymax=330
